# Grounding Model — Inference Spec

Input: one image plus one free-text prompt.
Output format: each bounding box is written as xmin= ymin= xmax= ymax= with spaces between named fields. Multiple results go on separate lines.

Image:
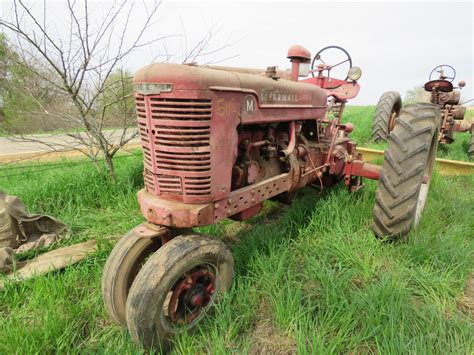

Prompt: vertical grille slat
xmin=135 ymin=95 xmax=212 ymax=199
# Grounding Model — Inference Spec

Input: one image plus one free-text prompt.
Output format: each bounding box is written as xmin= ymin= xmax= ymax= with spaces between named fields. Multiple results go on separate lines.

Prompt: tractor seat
xmin=424 ymin=79 xmax=453 ymax=93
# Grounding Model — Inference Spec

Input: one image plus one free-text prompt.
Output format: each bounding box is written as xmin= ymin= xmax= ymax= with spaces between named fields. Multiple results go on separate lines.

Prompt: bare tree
xmin=404 ymin=86 xmax=431 ymax=105
xmin=0 ymin=0 xmax=165 ymax=179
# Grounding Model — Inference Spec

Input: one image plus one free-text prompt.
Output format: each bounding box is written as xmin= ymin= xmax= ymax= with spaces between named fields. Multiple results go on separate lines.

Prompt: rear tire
xmin=126 ymin=234 xmax=234 ymax=350
xmin=372 ymin=104 xmax=440 ymax=239
xmin=372 ymin=91 xmax=402 ymax=142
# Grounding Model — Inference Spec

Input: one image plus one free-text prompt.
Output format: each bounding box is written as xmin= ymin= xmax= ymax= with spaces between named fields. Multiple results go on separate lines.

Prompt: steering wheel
xmin=311 ymin=45 xmax=353 ymax=81
xmin=429 ymin=64 xmax=456 ymax=82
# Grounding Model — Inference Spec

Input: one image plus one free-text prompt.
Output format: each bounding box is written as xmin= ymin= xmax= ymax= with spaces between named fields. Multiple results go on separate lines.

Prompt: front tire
xmin=372 ymin=91 xmax=402 ymax=142
xmin=372 ymin=104 xmax=440 ymax=239
xmin=101 ymin=224 xmax=169 ymax=326
xmin=126 ymin=234 xmax=234 ymax=350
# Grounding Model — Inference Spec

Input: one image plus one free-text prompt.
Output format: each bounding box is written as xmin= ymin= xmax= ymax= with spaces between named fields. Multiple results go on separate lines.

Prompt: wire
xmin=0 ymin=150 xmax=142 ymax=171
xmin=0 ymin=137 xmax=139 ymax=167
xmin=0 ymin=160 xmax=84 ymax=171
xmin=0 ymin=149 xmax=74 ymax=167
xmin=0 ymin=143 xmax=142 ymax=170
xmin=0 ymin=153 xmax=142 ymax=179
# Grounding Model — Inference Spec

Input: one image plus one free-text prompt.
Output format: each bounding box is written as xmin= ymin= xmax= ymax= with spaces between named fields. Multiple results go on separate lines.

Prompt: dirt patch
xmin=351 ymin=276 xmax=366 ymax=289
xmin=456 ymin=274 xmax=474 ymax=319
xmin=348 ymin=343 xmax=378 ymax=355
xmin=249 ymin=300 xmax=296 ymax=355
xmin=220 ymin=222 xmax=251 ymax=246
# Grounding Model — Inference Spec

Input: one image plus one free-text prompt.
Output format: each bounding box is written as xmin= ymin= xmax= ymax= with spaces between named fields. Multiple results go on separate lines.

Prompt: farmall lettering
xmin=261 ymin=89 xmax=298 ymax=104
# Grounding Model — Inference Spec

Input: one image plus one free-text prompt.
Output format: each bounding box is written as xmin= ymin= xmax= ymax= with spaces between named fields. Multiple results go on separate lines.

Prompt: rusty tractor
xmin=372 ymin=64 xmax=473 ymax=158
xmin=102 ymin=45 xmax=441 ymax=349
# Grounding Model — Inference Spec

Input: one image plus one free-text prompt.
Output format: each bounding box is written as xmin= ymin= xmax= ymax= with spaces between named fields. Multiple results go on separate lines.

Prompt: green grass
xmin=0 ymin=107 xmax=473 ymax=354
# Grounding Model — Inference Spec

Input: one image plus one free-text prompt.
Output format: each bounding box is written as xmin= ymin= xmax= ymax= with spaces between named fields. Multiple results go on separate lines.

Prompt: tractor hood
xmin=133 ymin=63 xmax=327 ymax=107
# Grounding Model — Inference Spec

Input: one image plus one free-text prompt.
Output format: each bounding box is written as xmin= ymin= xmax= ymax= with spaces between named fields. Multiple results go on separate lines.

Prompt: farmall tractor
xmin=372 ymin=64 xmax=473 ymax=158
xmin=102 ymin=45 xmax=441 ymax=349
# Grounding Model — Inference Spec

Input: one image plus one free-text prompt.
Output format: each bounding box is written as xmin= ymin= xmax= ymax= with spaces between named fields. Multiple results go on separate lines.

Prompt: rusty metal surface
xmin=132 ymin=45 xmax=368 ymax=228
xmin=139 ymin=172 xmax=293 ymax=228
xmin=133 ymin=61 xmax=328 ymax=206
xmin=214 ymin=173 xmax=292 ymax=220
xmin=194 ymin=64 xmax=291 ymax=80
xmin=302 ymin=77 xmax=361 ymax=100
xmin=133 ymin=45 xmax=471 ymax=231
xmin=287 ymin=45 xmax=311 ymax=61
xmin=137 ymin=189 xmax=214 ymax=227
xmin=425 ymin=79 xmax=454 ymax=93
xmin=345 ymin=159 xmax=381 ymax=181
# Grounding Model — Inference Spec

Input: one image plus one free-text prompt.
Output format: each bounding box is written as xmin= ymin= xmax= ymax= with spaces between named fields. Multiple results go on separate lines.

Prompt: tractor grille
xmin=136 ymin=95 xmax=212 ymax=199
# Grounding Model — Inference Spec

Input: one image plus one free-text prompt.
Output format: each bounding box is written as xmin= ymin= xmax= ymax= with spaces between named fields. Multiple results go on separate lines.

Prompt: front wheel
xmin=372 ymin=91 xmax=402 ymax=142
xmin=372 ymin=104 xmax=440 ymax=240
xmin=126 ymin=234 xmax=234 ymax=350
xmin=101 ymin=224 xmax=172 ymax=326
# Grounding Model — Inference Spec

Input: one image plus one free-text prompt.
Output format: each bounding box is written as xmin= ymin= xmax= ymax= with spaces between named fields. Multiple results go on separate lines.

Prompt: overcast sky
xmin=154 ymin=0 xmax=473 ymax=104
xmin=1 ymin=0 xmax=473 ymax=104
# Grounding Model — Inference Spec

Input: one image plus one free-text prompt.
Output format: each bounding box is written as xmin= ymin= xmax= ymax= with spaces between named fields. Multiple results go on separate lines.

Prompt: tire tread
xmin=372 ymin=91 xmax=402 ymax=142
xmin=372 ymin=104 xmax=440 ymax=239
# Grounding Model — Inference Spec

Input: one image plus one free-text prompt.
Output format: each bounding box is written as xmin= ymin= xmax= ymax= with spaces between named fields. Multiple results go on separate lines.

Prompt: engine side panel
xmin=136 ymin=89 xmax=241 ymax=204
xmin=133 ymin=63 xmax=329 ymax=209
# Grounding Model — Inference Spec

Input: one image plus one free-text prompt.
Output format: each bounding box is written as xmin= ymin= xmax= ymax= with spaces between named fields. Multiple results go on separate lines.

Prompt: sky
xmin=1 ymin=0 xmax=473 ymax=104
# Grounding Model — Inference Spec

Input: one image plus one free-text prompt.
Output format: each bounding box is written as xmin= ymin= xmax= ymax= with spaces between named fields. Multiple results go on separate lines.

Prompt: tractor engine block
xmin=231 ymin=120 xmax=351 ymax=199
xmin=132 ymin=62 xmax=356 ymax=228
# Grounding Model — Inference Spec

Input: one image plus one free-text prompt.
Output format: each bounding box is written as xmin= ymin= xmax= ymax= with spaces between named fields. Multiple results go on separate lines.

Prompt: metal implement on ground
xmin=102 ymin=45 xmax=443 ymax=349
xmin=372 ymin=64 xmax=473 ymax=158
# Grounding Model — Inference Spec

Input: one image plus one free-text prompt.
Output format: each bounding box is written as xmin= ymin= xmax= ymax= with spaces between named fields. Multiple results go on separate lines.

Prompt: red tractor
xmin=372 ymin=64 xmax=473 ymax=158
xmin=102 ymin=45 xmax=441 ymax=349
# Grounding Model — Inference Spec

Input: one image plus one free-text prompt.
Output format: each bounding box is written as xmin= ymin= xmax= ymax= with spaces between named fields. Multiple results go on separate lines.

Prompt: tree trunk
xmin=103 ymin=150 xmax=116 ymax=181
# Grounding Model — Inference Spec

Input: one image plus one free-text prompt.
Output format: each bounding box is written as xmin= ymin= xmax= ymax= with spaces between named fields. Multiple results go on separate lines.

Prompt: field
xmin=0 ymin=106 xmax=473 ymax=354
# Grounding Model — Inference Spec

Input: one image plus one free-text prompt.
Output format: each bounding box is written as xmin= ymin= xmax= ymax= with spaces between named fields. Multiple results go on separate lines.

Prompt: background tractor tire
xmin=126 ymin=234 xmax=234 ymax=350
xmin=469 ymin=127 xmax=474 ymax=158
xmin=372 ymin=91 xmax=402 ymax=142
xmin=372 ymin=104 xmax=440 ymax=240
xmin=101 ymin=225 xmax=166 ymax=326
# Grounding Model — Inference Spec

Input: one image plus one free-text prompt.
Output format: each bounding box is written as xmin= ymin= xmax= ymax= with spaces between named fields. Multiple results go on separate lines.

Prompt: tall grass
xmin=0 ymin=156 xmax=144 ymax=242
xmin=0 ymin=107 xmax=472 ymax=353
